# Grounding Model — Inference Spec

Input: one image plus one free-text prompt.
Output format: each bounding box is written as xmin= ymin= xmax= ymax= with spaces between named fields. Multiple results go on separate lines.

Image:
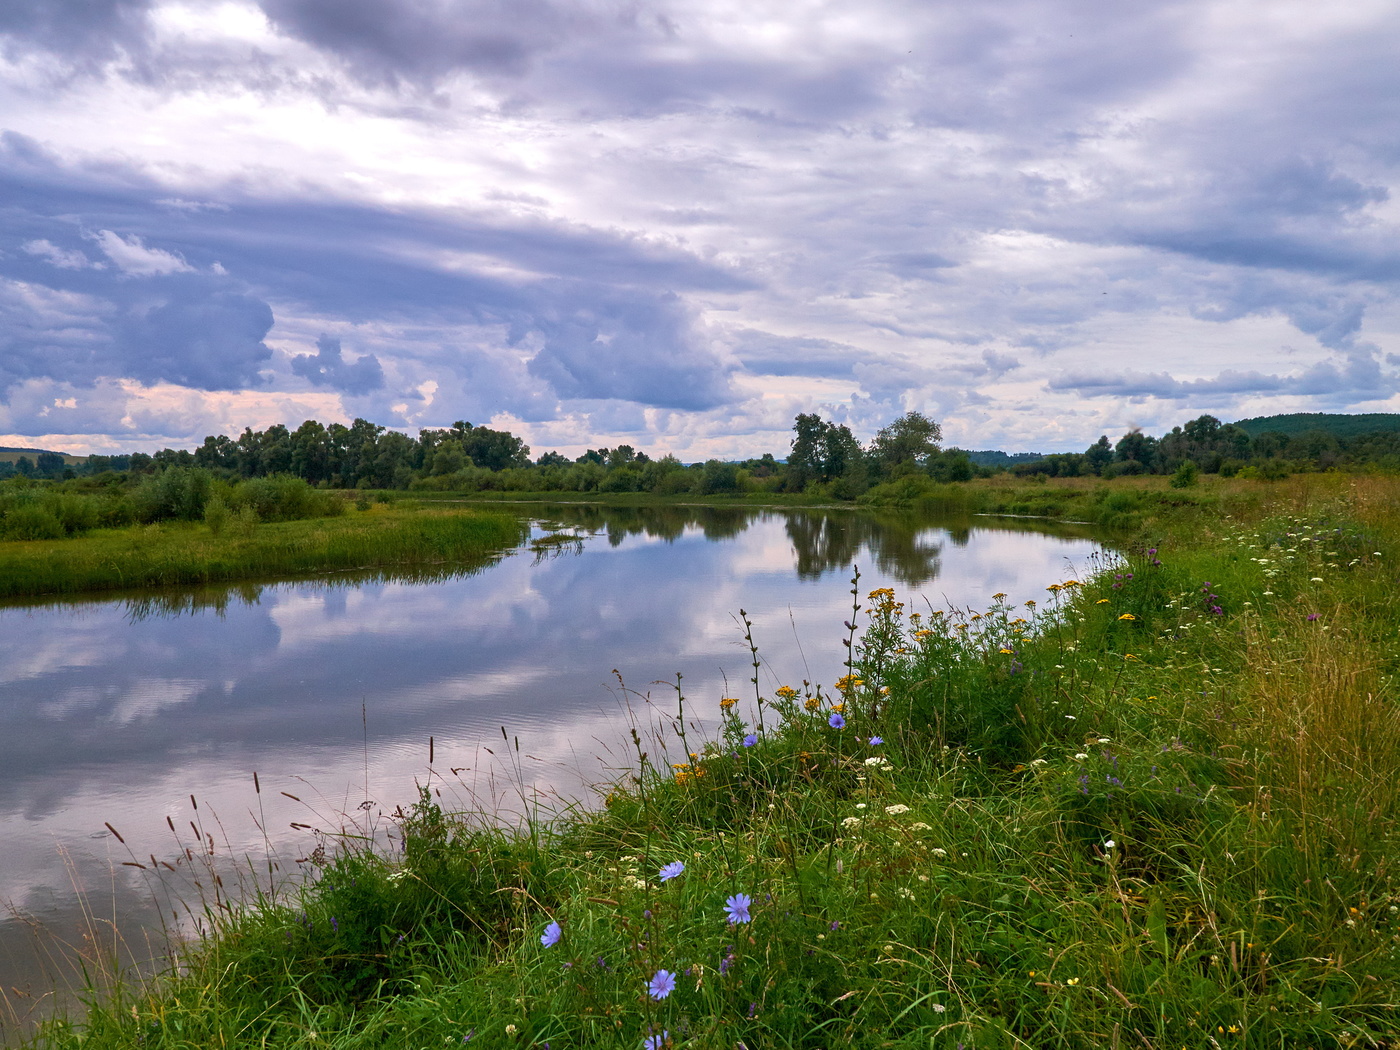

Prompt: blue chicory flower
xmin=867 ymin=736 xmax=883 ymax=745
xmin=648 ymin=969 xmax=677 ymax=1000
xmin=724 ymin=893 xmax=752 ymax=924
xmin=540 ymin=921 xmax=561 ymax=948
xmin=828 ymin=712 xmax=845 ymax=729
xmin=659 ymin=861 xmax=685 ymax=882
xmin=742 ymin=734 xmax=758 ymax=747
xmin=643 ymin=1031 xmax=669 ymax=1050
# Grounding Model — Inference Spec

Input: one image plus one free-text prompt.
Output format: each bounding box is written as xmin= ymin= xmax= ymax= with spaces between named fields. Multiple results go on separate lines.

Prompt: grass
xmin=0 ymin=504 xmax=527 ymax=601
xmin=19 ymin=474 xmax=1400 ymax=1048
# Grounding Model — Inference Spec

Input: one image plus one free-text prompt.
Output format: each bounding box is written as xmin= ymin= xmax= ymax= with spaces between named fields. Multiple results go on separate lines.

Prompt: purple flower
xmin=724 ymin=893 xmax=753 ymax=924
xmin=648 ymin=969 xmax=677 ymax=1000
xmin=643 ymin=1032 xmax=669 ymax=1050
xmin=742 ymin=734 xmax=758 ymax=747
xmin=659 ymin=861 xmax=685 ymax=882
xmin=867 ymin=736 xmax=883 ymax=746
xmin=540 ymin=921 xmax=561 ymax=948
xmin=1307 ymin=613 xmax=1319 ymax=621
xmin=828 ymin=712 xmax=846 ymax=729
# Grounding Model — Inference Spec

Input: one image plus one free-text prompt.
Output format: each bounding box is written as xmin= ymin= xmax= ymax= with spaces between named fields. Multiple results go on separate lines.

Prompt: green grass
xmin=0 ymin=504 xmax=527 ymax=601
xmin=22 ymin=474 xmax=1400 ymax=1049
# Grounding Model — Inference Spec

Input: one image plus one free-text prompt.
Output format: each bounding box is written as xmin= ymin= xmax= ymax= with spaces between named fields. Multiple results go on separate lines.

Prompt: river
xmin=0 ymin=503 xmax=1101 ymax=1033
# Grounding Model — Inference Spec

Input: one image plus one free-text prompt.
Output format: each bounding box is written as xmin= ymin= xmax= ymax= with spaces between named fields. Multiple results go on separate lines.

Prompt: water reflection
xmin=0 ymin=504 xmax=1100 ymax=1034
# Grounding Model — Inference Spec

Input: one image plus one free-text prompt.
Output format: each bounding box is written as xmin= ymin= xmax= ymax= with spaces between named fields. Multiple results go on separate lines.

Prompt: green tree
xmin=868 ymin=411 xmax=942 ymax=479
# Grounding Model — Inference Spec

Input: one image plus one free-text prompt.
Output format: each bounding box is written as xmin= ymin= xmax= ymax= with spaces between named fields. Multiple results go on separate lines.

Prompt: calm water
xmin=0 ymin=505 xmax=1100 ymax=1027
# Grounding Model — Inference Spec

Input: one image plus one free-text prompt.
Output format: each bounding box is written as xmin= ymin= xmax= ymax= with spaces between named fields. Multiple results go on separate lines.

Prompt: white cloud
xmin=22 ymin=238 xmax=99 ymax=269
xmin=91 ymin=230 xmax=195 ymax=276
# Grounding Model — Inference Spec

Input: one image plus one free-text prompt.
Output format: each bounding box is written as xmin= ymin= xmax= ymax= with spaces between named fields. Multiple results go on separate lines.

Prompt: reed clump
xmin=22 ymin=474 xmax=1400 ymax=1049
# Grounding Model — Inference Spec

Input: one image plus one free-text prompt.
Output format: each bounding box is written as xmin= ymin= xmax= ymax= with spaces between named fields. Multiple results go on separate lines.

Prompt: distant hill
xmin=960 ymin=449 xmax=1045 ymax=467
xmin=1230 ymin=413 xmax=1400 ymax=440
xmin=0 ymin=446 xmax=60 ymax=455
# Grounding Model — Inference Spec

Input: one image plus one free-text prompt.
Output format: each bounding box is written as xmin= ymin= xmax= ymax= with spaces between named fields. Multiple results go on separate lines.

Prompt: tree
xmin=868 ymin=411 xmax=942 ymax=478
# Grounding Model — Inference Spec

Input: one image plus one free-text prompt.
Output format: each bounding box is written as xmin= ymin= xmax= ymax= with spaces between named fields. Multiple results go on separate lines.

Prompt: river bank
xmin=0 ymin=505 xmax=526 ymax=601
xmin=21 ymin=473 xmax=1400 ymax=1048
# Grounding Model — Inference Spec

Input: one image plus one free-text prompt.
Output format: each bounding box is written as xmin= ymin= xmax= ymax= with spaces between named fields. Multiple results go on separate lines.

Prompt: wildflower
xmin=840 ymin=816 xmax=861 ymax=829
xmin=896 ymin=887 xmax=915 ymax=900
xmin=1073 ymin=752 xmax=1088 ymax=760
xmin=909 ymin=821 xmax=931 ymax=830
xmin=775 ymin=685 xmax=798 ymax=700
xmin=506 ymin=1025 xmax=518 ymax=1036
xmin=724 ymin=893 xmax=752 ymax=924
xmin=868 ymin=736 xmax=883 ymax=745
xmin=1097 ymin=737 xmax=1111 ymax=744
xmin=999 ymin=647 xmax=1014 ymax=654
xmin=742 ymin=734 xmax=758 ymax=747
xmin=719 ymin=697 xmax=738 ymax=711
xmin=930 ymin=1003 xmax=946 ymax=1013
xmin=659 ymin=861 xmax=685 ymax=882
xmin=863 ymin=755 xmax=890 ymax=767
xmin=1103 ymin=839 xmax=1116 ymax=850
xmin=1096 ymin=598 xmax=1110 ymax=604
xmin=1066 ymin=977 xmax=1080 ymax=986
xmin=648 ymin=969 xmax=677 ymax=1000
xmin=855 ymin=802 xmax=867 ymax=809
xmin=831 ymin=702 xmax=846 ymax=714
xmin=885 ymin=804 xmax=911 ymax=815
xmin=1030 ymin=758 xmax=1048 ymax=767
xmin=992 ymin=591 xmax=1007 ymax=600
xmin=1117 ymin=613 xmax=1136 ymax=621
xmin=1306 ymin=613 xmax=1319 ymax=621
xmin=541 ymin=921 xmax=562 ymax=948
xmin=931 ymin=847 xmax=947 ymax=857
xmin=643 ymin=1032 xmax=669 ymax=1050
xmin=828 ymin=712 xmax=846 ymax=729
xmin=1046 ymin=583 xmax=1062 ymax=593
xmin=804 ymin=695 xmax=822 ymax=711
xmin=1310 ymin=577 xmax=1324 ymax=582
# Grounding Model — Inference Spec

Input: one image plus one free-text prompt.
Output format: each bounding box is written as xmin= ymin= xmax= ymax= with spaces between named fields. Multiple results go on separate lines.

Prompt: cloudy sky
xmin=2 ymin=0 xmax=1398 ymax=458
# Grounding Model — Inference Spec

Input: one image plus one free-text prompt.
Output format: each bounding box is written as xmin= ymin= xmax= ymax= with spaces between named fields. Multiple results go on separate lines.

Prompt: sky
xmin=2 ymin=0 xmax=1399 ymax=459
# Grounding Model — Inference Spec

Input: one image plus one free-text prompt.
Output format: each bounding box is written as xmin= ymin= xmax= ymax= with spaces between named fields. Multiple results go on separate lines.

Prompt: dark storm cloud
xmin=290 ymin=334 xmax=384 ymax=394
xmin=0 ymin=136 xmax=745 ymax=410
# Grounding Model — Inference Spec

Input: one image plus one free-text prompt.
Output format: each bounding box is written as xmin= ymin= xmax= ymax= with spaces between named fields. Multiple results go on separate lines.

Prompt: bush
xmin=1 ymin=504 xmax=64 ymax=540
xmin=1168 ymin=460 xmax=1199 ymax=488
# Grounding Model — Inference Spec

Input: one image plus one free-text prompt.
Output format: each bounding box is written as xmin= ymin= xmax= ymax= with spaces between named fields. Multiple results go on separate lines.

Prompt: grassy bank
xmin=25 ymin=474 xmax=1400 ymax=1048
xmin=410 ymin=472 xmax=1259 ymax=531
xmin=0 ymin=505 xmax=527 ymax=601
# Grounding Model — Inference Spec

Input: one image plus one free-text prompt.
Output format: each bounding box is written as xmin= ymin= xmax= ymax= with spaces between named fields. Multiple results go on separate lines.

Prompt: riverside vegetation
xmin=0 ymin=469 xmax=525 ymax=600
xmin=19 ymin=472 xmax=1400 ymax=1049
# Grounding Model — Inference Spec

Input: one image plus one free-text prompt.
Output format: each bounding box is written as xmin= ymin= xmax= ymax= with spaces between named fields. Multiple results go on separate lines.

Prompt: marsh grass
xmin=0 ymin=505 xmax=526 ymax=601
xmin=21 ymin=474 xmax=1400 ymax=1049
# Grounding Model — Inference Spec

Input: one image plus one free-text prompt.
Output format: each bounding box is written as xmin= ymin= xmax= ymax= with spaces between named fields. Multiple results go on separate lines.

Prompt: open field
xmin=14 ymin=473 xmax=1400 ymax=1048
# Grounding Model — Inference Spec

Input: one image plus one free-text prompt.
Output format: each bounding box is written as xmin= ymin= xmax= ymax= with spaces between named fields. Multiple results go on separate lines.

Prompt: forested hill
xmin=0 ymin=446 xmax=60 ymax=455
xmin=1231 ymin=412 xmax=1400 ymax=439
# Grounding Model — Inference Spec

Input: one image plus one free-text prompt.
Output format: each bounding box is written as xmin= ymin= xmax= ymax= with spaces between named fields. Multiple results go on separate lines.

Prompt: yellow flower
xmin=804 ymin=696 xmax=822 ymax=712
xmin=831 ymin=703 xmax=845 ymax=714
xmin=775 ymin=685 xmax=798 ymax=700
xmin=1063 ymin=579 xmax=1080 ymax=587
xmin=719 ymin=697 xmax=739 ymax=710
xmin=969 ymin=612 xmax=982 ymax=620
xmin=1046 ymin=583 xmax=1063 ymax=592
xmin=1024 ymin=600 xmax=1037 ymax=608
xmin=992 ymin=592 xmax=1007 ymax=600
xmin=1117 ymin=613 xmax=1136 ymax=620
xmin=1096 ymin=598 xmax=1111 ymax=604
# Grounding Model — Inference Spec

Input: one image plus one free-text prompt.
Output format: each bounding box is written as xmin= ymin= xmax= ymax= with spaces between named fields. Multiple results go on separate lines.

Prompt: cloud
xmin=1048 ymin=348 xmax=1398 ymax=403
xmin=22 ymin=238 xmax=100 ymax=270
xmin=290 ymin=334 xmax=385 ymax=394
xmin=527 ymin=291 xmax=735 ymax=410
xmin=729 ymin=329 xmax=874 ymax=379
xmin=116 ymin=279 xmax=276 ymax=389
xmin=92 ymin=230 xmax=196 ymax=276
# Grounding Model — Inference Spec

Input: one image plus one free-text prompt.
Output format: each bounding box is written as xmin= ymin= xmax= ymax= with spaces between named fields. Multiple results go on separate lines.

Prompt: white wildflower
xmin=885 ymin=804 xmax=911 ymax=815
xmin=841 ymin=816 xmax=863 ymax=829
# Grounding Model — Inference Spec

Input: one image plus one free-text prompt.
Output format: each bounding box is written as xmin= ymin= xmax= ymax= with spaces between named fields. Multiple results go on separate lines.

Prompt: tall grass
xmin=0 ymin=505 xmax=527 ymax=601
xmin=20 ymin=474 xmax=1400 ymax=1049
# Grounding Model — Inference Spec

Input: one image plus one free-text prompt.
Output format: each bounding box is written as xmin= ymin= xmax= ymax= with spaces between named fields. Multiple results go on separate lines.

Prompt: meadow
xmin=17 ymin=473 xmax=1400 ymax=1048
